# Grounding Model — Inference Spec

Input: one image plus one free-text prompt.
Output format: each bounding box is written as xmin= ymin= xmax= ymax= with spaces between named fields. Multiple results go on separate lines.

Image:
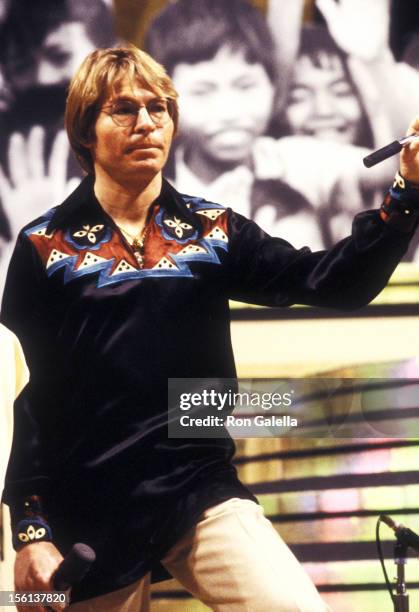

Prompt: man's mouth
xmin=125 ymin=143 xmax=161 ymax=153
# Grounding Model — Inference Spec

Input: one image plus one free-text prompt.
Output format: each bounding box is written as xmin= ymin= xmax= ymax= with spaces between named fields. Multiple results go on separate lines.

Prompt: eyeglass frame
xmin=100 ymin=97 xmax=175 ymax=128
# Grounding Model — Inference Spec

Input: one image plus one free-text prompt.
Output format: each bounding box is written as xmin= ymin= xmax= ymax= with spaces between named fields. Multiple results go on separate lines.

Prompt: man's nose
xmin=133 ymin=106 xmax=156 ymax=132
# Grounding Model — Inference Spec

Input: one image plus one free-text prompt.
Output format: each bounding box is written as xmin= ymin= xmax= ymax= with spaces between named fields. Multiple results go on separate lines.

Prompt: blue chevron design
xmin=44 ymin=236 xmax=228 ymax=288
xmin=97 ymin=264 xmax=194 ymax=287
xmin=181 ymin=195 xmax=226 ymax=213
xmin=172 ymin=237 xmax=228 ymax=268
xmin=36 ymin=206 xmax=229 ymax=287
xmin=46 ymin=254 xmax=115 ymax=284
xmin=43 ymin=250 xmax=195 ymax=287
xmin=24 ymin=219 xmax=51 ymax=238
xmin=24 ymin=207 xmax=58 ymax=237
xmin=46 ymin=254 xmax=79 ymax=279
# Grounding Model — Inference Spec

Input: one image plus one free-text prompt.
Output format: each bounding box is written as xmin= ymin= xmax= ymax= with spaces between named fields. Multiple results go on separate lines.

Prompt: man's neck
xmin=93 ymin=167 xmax=163 ymax=226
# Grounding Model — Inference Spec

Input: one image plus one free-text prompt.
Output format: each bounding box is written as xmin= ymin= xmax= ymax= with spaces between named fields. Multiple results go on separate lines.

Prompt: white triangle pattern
xmin=46 ymin=249 xmax=71 ymax=269
xmin=178 ymin=244 xmax=207 ymax=256
xmin=204 ymin=227 xmax=228 ymax=243
xmin=33 ymin=227 xmax=54 ymax=238
xmin=153 ymin=257 xmax=178 ymax=270
xmin=196 ymin=209 xmax=225 ymax=220
xmin=78 ymin=252 xmax=108 ymax=270
xmin=111 ymin=259 xmax=137 ymax=275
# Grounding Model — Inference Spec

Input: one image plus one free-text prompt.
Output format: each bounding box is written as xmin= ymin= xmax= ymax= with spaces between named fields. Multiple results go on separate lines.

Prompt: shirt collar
xmin=46 ymin=173 xmax=201 ymax=234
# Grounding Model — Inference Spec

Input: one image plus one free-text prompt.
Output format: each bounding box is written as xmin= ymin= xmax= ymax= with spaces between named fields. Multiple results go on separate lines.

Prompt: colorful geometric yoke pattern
xmin=25 ymin=195 xmax=229 ymax=288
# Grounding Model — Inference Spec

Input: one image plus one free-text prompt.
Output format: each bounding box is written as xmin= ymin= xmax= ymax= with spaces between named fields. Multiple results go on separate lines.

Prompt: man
xmin=2 ymin=46 xmax=419 ymax=611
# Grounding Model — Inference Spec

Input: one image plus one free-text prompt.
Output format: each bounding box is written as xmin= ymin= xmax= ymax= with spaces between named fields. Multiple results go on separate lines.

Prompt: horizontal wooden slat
xmin=234 ymin=439 xmax=419 ymax=463
xmin=258 ymin=484 xmax=419 ymax=514
xmin=269 ymin=507 xmax=419 ymax=523
xmin=250 ymin=470 xmax=419 ymax=495
xmin=271 ymin=514 xmax=419 ymax=545
xmin=238 ymin=445 xmax=419 ymax=485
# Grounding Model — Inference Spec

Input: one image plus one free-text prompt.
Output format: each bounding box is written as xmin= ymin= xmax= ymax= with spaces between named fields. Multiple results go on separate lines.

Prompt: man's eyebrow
xmin=110 ymin=94 xmax=165 ymax=104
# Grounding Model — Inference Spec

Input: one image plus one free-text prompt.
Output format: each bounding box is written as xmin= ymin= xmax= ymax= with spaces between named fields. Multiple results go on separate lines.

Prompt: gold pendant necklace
xmin=117 ymin=224 xmax=148 ymax=268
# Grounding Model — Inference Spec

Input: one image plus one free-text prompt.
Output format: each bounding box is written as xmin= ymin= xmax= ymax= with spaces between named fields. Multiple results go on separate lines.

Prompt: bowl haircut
xmin=65 ymin=46 xmax=179 ymax=174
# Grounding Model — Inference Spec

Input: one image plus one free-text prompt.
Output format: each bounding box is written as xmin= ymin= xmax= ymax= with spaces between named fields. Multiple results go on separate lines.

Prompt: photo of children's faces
xmin=283 ymin=27 xmax=369 ymax=147
xmin=1 ymin=0 xmax=419 ymax=299
xmin=145 ymin=0 xmax=419 ymax=256
xmin=0 ymin=0 xmax=115 ymax=293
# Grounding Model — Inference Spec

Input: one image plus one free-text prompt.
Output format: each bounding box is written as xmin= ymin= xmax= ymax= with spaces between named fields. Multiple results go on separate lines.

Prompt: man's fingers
xmin=406 ymin=114 xmax=419 ymax=137
xmin=17 ymin=604 xmax=45 ymax=612
xmin=27 ymin=126 xmax=46 ymax=179
xmin=14 ymin=544 xmax=65 ymax=612
xmin=403 ymin=116 xmax=419 ymax=156
xmin=400 ymin=117 xmax=419 ymax=182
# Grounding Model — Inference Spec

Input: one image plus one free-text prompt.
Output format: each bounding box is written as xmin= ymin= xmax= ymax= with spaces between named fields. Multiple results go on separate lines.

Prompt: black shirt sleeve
xmin=225 ymin=207 xmax=413 ymax=310
xmin=1 ymin=232 xmax=53 ymax=531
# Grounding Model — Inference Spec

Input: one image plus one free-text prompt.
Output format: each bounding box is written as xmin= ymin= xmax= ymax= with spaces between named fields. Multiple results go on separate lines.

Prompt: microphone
xmin=363 ymin=133 xmax=419 ymax=168
xmin=380 ymin=514 xmax=419 ymax=554
xmin=53 ymin=543 xmax=96 ymax=591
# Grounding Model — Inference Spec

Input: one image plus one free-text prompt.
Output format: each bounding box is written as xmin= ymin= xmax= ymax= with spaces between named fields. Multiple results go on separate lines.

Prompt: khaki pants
xmin=68 ymin=498 xmax=330 ymax=612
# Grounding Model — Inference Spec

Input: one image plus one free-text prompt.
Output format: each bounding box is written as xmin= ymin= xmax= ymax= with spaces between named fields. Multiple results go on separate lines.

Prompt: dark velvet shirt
xmin=0 ymin=175 xmax=414 ymax=602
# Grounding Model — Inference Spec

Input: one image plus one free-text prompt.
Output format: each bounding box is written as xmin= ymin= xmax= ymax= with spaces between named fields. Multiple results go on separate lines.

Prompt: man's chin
xmin=126 ymin=154 xmax=164 ymax=171
xmin=113 ymin=162 xmax=163 ymax=184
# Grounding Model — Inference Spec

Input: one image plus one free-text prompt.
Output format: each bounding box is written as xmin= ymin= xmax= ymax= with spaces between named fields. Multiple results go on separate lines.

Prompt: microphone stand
xmin=393 ymin=540 xmax=409 ymax=612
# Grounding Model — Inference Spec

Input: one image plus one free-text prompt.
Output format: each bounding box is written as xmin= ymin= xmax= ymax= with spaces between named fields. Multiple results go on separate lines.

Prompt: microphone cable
xmin=375 ymin=515 xmax=394 ymax=605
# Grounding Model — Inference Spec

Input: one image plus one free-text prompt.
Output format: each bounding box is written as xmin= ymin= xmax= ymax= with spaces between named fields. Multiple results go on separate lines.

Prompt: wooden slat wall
xmin=151 ymin=398 xmax=419 ymax=610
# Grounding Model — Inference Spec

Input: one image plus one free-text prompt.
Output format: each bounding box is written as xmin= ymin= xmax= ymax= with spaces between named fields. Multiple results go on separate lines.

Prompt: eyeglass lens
xmin=107 ymin=99 xmax=172 ymax=127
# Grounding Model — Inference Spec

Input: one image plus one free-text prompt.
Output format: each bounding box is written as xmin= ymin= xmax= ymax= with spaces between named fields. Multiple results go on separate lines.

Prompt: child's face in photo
xmin=172 ymin=45 xmax=275 ymax=164
xmin=284 ymin=52 xmax=363 ymax=145
xmin=37 ymin=22 xmax=96 ymax=85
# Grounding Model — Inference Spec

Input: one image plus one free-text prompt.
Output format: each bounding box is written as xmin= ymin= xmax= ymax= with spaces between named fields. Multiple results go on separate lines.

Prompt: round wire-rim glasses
xmin=101 ymin=97 xmax=174 ymax=128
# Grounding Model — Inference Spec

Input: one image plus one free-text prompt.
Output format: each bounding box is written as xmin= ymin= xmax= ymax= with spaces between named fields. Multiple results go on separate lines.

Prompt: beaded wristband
xmin=391 ymin=171 xmax=419 ymax=197
xmin=11 ymin=494 xmax=53 ymax=551
xmin=13 ymin=517 xmax=53 ymax=550
xmin=380 ymin=171 xmax=419 ymax=233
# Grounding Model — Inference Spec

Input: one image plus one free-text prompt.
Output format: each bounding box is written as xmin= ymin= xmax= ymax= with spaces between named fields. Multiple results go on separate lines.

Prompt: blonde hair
xmin=65 ymin=46 xmax=179 ymax=173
